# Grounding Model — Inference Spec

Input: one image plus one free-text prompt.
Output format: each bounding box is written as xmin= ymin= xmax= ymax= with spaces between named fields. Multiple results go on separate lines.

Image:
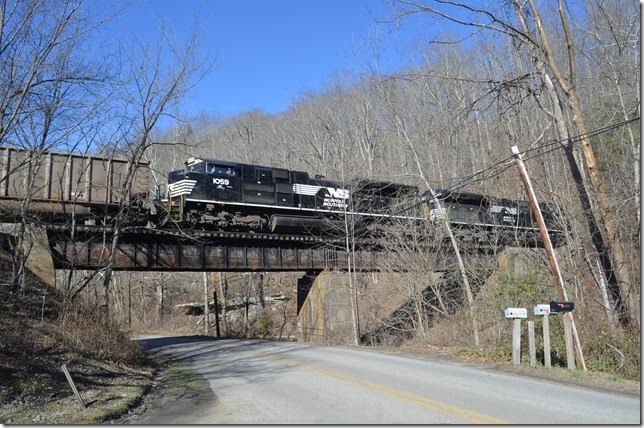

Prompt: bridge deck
xmin=45 ymin=225 xmax=495 ymax=272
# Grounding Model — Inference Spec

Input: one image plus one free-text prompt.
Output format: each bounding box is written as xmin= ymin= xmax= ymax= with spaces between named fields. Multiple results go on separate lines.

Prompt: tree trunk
xmin=344 ymin=202 xmax=361 ymax=346
xmin=244 ymin=274 xmax=252 ymax=337
xmin=381 ymin=90 xmax=480 ymax=346
xmin=203 ymin=272 xmax=209 ymax=336
xmin=156 ymin=274 xmax=164 ymax=326
xmin=103 ymin=275 xmax=110 ymax=323
xmin=127 ymin=278 xmax=132 ymax=328
xmin=513 ymin=1 xmax=630 ymax=327
xmin=525 ymin=0 xmax=638 ymax=327
xmin=257 ymin=273 xmax=265 ymax=318
xmin=139 ymin=282 xmax=146 ymax=326
xmin=567 ymin=90 xmax=638 ymax=327
xmin=219 ymin=272 xmax=228 ymax=336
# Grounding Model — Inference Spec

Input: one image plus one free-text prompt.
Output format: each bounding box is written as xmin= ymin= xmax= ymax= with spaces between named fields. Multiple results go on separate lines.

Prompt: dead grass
xmin=361 ymin=340 xmax=639 ymax=397
xmin=112 ymin=356 xmax=213 ymax=424
xmin=51 ymin=302 xmax=144 ymax=365
xmin=0 ymin=255 xmax=153 ymax=424
xmin=421 ymin=249 xmax=641 ymax=382
xmin=0 ymin=354 xmax=153 ymax=424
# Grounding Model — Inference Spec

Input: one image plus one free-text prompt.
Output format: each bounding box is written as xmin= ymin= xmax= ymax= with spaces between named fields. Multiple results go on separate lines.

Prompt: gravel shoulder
xmin=111 ymin=338 xmax=217 ymax=424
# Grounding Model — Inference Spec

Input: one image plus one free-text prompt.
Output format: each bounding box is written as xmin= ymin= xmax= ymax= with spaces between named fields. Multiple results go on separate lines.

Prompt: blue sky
xmin=93 ymin=0 xmax=442 ymax=118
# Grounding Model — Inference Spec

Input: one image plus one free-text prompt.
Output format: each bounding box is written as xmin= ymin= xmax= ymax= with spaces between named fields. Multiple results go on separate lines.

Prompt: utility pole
xmin=511 ymin=145 xmax=586 ymax=370
xmin=203 ymin=272 xmax=209 ymax=336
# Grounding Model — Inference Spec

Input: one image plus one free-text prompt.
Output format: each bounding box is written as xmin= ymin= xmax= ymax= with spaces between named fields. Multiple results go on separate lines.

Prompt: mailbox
xmin=550 ymin=301 xmax=574 ymax=314
xmin=533 ymin=304 xmax=551 ymax=316
xmin=504 ymin=307 xmax=527 ymax=319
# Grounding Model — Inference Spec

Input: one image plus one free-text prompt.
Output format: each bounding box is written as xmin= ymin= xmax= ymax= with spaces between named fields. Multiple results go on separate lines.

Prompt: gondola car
xmin=160 ymin=157 xmax=420 ymax=233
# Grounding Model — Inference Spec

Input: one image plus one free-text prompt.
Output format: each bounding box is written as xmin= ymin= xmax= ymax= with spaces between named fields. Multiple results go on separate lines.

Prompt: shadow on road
xmin=136 ymin=335 xmax=224 ymax=350
xmin=126 ymin=335 xmax=323 ymax=423
xmin=135 ymin=335 xmax=315 ymax=387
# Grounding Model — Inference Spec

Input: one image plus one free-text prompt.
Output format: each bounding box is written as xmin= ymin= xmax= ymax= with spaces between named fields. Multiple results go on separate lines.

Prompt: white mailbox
xmin=533 ymin=304 xmax=551 ymax=316
xmin=504 ymin=307 xmax=527 ymax=319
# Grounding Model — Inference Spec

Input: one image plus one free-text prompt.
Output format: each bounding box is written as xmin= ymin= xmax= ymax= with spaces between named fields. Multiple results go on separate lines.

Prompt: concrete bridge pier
xmin=295 ymin=251 xmax=500 ymax=345
xmin=296 ymin=270 xmax=355 ymax=345
xmin=0 ymin=223 xmax=56 ymax=287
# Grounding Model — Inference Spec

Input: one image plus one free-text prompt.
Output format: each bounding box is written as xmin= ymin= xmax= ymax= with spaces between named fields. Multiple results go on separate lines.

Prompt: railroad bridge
xmin=43 ymin=224 xmax=491 ymax=273
xmin=0 ymin=220 xmax=497 ymax=332
xmin=0 ymin=148 xmax=509 ymax=342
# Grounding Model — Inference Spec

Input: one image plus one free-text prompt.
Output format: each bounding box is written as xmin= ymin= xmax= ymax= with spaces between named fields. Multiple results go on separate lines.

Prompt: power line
xmin=428 ymin=116 xmax=638 ymax=201
xmin=522 ymin=116 xmax=640 ymax=157
xmin=389 ymin=115 xmax=640 ymax=216
xmin=304 ymin=115 xmax=639 ymax=240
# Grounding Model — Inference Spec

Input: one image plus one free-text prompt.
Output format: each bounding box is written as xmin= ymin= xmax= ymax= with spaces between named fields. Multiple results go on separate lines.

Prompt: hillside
xmin=0 ymin=249 xmax=153 ymax=424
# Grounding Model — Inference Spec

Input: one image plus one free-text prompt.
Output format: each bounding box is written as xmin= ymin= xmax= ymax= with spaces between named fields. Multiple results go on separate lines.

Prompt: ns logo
xmin=325 ymin=187 xmax=350 ymax=199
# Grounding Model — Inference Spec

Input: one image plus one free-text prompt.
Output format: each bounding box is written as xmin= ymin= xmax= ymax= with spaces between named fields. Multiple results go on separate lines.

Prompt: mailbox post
xmin=505 ymin=308 xmax=527 ymax=366
xmin=533 ymin=304 xmax=551 ymax=368
xmin=550 ymin=301 xmax=576 ymax=370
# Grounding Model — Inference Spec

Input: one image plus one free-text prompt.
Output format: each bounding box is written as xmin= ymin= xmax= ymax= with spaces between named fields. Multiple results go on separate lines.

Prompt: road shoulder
xmin=330 ymin=343 xmax=640 ymax=397
xmin=111 ymin=351 xmax=218 ymax=424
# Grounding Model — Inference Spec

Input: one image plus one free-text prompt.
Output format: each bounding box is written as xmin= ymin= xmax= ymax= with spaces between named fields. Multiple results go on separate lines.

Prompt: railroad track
xmin=42 ymin=223 xmax=342 ymax=244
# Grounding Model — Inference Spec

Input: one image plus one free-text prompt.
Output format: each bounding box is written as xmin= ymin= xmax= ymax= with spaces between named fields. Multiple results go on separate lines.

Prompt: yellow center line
xmin=267 ymin=355 xmax=508 ymax=425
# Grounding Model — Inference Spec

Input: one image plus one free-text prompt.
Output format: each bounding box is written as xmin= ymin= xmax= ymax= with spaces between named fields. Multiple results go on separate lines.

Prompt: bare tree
xmin=0 ymin=0 xmax=113 ymax=291
xmin=96 ymin=27 xmax=207 ymax=320
xmin=393 ymin=0 xmax=639 ymax=327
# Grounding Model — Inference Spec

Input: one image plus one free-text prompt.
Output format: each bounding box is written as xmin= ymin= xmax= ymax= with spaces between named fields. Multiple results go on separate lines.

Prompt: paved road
xmin=137 ymin=336 xmax=640 ymax=424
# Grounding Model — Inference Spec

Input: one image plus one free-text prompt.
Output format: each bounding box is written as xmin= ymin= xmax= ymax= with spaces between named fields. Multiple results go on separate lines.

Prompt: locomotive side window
xmin=257 ymin=167 xmax=272 ymax=182
xmin=206 ymin=163 xmax=237 ymax=177
xmin=243 ymin=165 xmax=256 ymax=180
xmin=273 ymin=168 xmax=289 ymax=182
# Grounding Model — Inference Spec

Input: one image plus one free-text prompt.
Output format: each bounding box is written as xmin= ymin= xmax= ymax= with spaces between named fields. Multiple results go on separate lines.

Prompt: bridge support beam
xmin=46 ymin=228 xmax=386 ymax=272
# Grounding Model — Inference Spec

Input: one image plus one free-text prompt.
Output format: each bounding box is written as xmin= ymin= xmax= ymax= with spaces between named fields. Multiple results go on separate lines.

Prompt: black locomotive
xmin=158 ymin=157 xmax=566 ymax=247
xmin=160 ymin=157 xmax=419 ymax=233
xmin=423 ymin=189 xmax=566 ymax=247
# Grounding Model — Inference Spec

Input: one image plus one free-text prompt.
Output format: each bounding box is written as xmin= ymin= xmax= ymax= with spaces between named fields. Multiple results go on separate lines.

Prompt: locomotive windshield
xmin=206 ymin=163 xmax=237 ymax=176
xmin=186 ymin=159 xmax=204 ymax=172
